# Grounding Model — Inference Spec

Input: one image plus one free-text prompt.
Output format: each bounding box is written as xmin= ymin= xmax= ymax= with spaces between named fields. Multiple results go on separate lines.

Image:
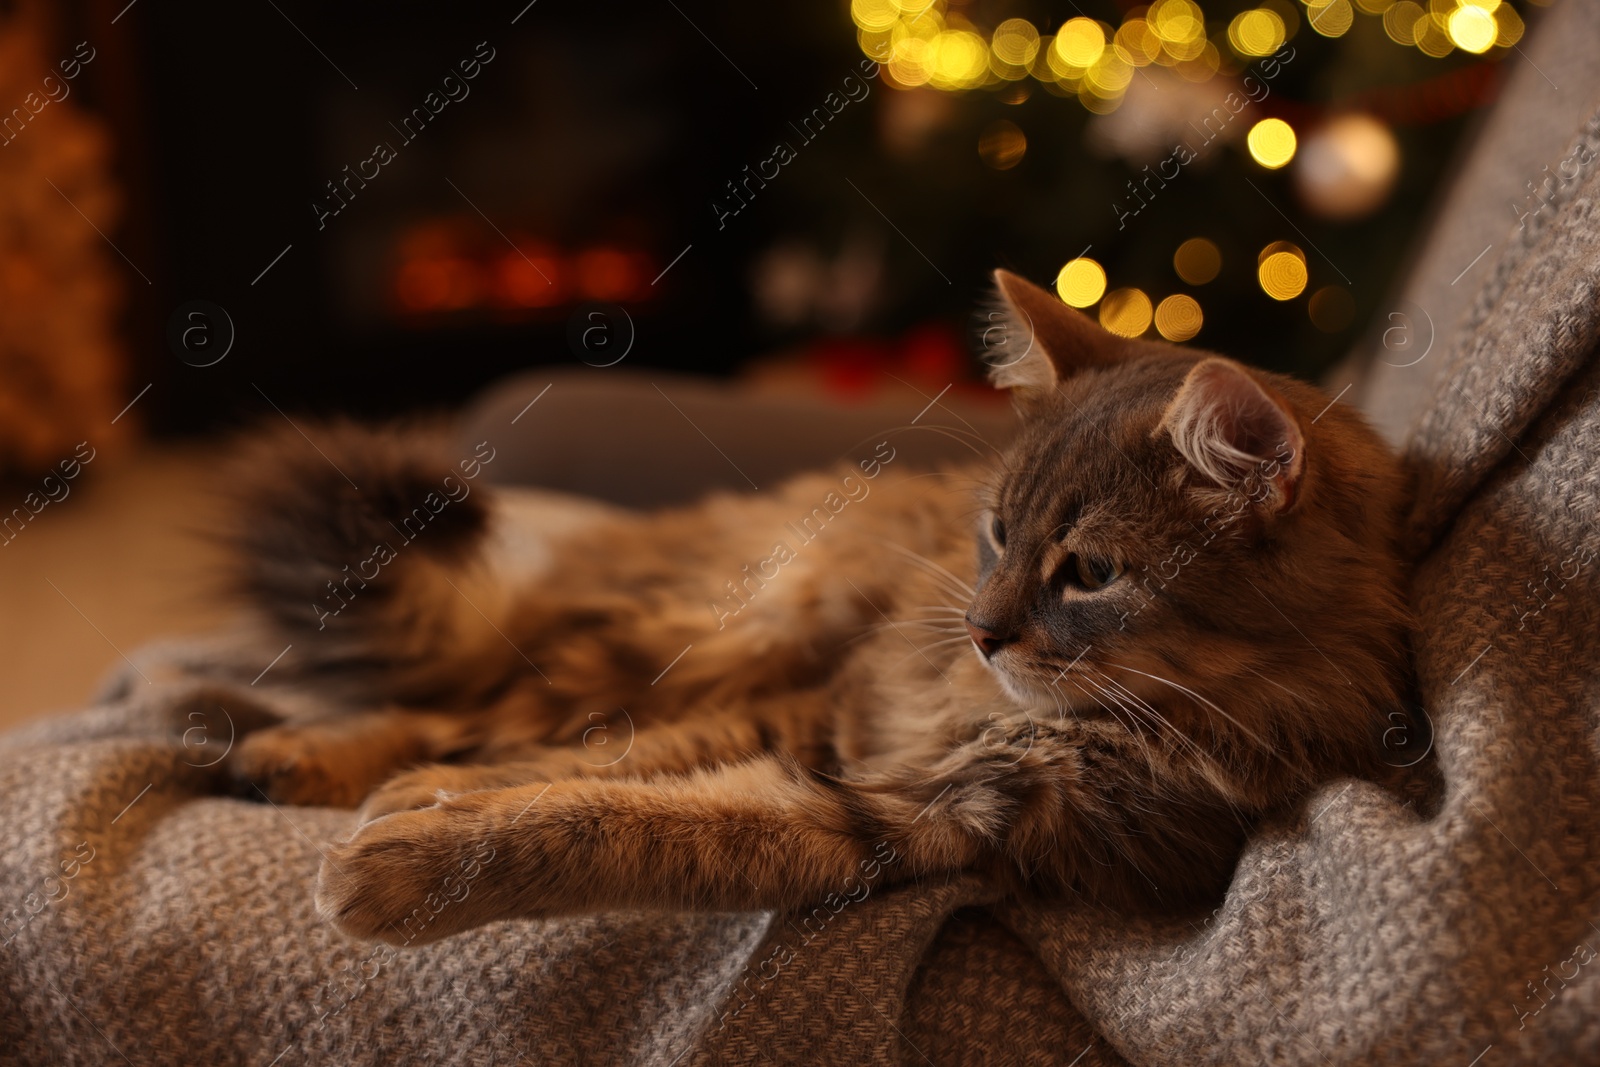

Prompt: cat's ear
xmin=986 ymin=269 xmax=1127 ymax=400
xmin=1159 ymin=358 xmax=1305 ymax=511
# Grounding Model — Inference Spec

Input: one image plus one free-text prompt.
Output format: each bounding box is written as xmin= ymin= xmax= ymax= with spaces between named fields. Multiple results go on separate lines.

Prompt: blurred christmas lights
xmin=1247 ymin=117 xmax=1298 ymax=168
xmin=846 ymin=1 xmax=1532 ymax=326
xmin=1056 ymin=257 xmax=1108 ymax=307
xmin=854 ymin=0 xmax=1534 ymax=113
xmin=1174 ymin=238 xmax=1223 ymax=285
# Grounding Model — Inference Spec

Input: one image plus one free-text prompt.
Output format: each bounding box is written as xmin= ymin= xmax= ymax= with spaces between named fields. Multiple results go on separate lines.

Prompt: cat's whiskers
xmin=846 ymin=621 xmax=965 ymax=652
xmin=1089 ymin=668 xmax=1240 ymax=790
xmin=848 ymin=599 xmax=967 ymax=646
xmin=859 ymin=617 xmax=965 ymax=636
xmin=1102 ymin=661 xmax=1310 ymax=781
xmin=1084 ymin=676 xmax=1157 ymax=756
xmin=1042 ymin=676 xmax=1071 ymax=724
xmin=882 ymin=373 xmax=1003 ymax=457
xmin=872 ymin=539 xmax=977 ymax=600
xmin=1118 ymin=708 xmax=1253 ymax=827
xmin=1065 ymin=673 xmax=1157 ymax=767
xmin=882 ymin=635 xmax=972 ymax=673
xmin=1073 ymin=667 xmax=1237 ymax=806
xmin=858 ymin=423 xmax=989 ymax=459
xmin=1092 ymin=671 xmax=1187 ymax=745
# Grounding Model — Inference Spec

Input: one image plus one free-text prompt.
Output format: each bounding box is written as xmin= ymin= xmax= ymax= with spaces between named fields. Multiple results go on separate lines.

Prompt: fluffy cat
xmin=219 ymin=270 xmax=1414 ymax=945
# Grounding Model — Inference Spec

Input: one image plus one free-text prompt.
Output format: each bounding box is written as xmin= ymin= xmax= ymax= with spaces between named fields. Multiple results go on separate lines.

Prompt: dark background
xmin=34 ymin=0 xmax=1541 ymax=435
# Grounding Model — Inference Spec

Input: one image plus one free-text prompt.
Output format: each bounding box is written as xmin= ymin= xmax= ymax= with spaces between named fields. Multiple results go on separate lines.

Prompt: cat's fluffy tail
xmin=220 ymin=421 xmax=521 ymax=702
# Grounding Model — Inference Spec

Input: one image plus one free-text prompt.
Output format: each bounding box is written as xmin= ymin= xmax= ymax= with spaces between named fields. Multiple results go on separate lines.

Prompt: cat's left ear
xmin=1159 ymin=358 xmax=1305 ymax=512
xmin=986 ymin=269 xmax=1128 ymax=402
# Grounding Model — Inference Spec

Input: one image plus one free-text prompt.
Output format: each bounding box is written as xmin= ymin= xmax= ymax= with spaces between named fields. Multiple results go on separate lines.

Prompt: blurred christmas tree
xmin=0 ymin=2 xmax=130 ymax=473
xmin=740 ymin=0 xmax=1547 ymax=384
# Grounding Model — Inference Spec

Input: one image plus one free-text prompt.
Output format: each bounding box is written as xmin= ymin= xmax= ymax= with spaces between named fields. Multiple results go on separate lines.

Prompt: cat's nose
xmin=964 ymin=616 xmax=1014 ymax=659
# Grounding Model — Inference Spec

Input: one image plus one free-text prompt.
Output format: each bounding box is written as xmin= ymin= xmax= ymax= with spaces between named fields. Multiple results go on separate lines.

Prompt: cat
xmin=218 ymin=269 xmax=1414 ymax=945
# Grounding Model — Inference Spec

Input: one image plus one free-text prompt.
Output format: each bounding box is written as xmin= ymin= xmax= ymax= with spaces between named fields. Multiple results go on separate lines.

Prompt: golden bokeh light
xmin=1383 ymin=2 xmax=1425 ymax=45
xmin=1308 ymin=286 xmax=1357 ymax=333
xmin=1228 ymin=9 xmax=1287 ymax=57
xmin=1100 ymin=288 xmax=1154 ymax=337
xmin=991 ymin=18 xmax=1041 ymax=67
xmin=1447 ymin=4 xmax=1497 ymax=53
xmin=1151 ymin=0 xmax=1206 ymax=53
xmin=978 ymin=120 xmax=1027 ymax=169
xmin=1086 ymin=50 xmax=1135 ymax=95
xmin=1057 ymin=257 xmax=1107 ymax=307
xmin=1174 ymin=238 xmax=1222 ymax=285
xmin=1414 ymin=14 xmax=1454 ymax=57
xmin=1054 ymin=17 xmax=1107 ymax=68
xmin=1079 ymin=84 xmax=1122 ymax=114
xmin=1247 ymin=118 xmax=1298 ymax=169
xmin=1257 ymin=240 xmax=1305 ymax=266
xmin=1495 ymin=5 xmax=1525 ymax=47
xmin=1043 ymin=35 xmax=1074 ymax=80
xmin=1154 ymin=294 xmax=1204 ymax=341
xmin=887 ymin=37 xmax=934 ymax=87
xmin=1307 ymin=0 xmax=1354 ymax=38
xmin=853 ymin=0 xmax=1495 ymax=112
xmin=929 ymin=29 xmax=991 ymax=90
xmin=1113 ymin=19 xmax=1162 ymax=66
xmin=850 ymin=0 xmax=900 ymax=33
xmin=1259 ymin=251 xmax=1309 ymax=301
xmin=1175 ymin=41 xmax=1222 ymax=82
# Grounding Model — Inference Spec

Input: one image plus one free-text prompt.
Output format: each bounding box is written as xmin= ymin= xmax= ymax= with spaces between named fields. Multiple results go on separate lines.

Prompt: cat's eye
xmin=990 ymin=515 xmax=1007 ymax=548
xmin=1062 ymin=554 xmax=1123 ymax=592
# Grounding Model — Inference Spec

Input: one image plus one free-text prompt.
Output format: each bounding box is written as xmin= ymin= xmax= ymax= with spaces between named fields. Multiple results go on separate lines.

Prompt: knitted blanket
xmin=7 ymin=18 xmax=1600 ymax=1067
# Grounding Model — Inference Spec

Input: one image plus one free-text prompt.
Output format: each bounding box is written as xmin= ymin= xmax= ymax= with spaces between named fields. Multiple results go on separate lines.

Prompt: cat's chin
xmin=979 ymin=655 xmax=1067 ymax=715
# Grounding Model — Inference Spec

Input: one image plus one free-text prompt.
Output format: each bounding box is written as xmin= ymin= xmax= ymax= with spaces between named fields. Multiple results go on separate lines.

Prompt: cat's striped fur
xmin=222 ymin=270 xmax=1414 ymax=944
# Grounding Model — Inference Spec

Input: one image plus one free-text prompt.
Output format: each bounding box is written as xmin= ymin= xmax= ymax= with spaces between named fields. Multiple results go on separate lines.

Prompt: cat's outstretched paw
xmin=315 ymin=800 xmax=502 ymax=945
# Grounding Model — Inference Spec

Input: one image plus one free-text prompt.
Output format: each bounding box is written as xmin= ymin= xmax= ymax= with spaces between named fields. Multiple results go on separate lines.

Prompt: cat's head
xmin=968 ymin=270 xmax=1411 ymax=763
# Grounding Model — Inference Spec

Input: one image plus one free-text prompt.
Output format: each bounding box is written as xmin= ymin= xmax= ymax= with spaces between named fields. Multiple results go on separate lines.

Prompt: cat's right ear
xmin=985 ymin=269 xmax=1127 ymax=402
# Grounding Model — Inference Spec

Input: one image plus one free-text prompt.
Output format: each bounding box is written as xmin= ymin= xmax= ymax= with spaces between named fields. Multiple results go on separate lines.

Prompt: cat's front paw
xmin=315 ymin=802 xmax=501 ymax=945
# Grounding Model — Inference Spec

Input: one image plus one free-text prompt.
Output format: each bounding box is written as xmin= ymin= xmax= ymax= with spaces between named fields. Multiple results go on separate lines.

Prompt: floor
xmin=0 ymin=444 xmax=230 ymax=731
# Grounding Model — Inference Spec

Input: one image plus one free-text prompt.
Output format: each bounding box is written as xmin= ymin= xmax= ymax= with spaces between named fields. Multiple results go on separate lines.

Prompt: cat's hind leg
xmin=229 ymin=709 xmax=485 ymax=807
